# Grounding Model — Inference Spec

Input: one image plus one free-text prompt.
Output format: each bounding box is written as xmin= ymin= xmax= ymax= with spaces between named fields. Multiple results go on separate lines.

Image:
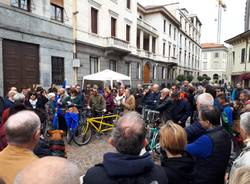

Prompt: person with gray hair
xmin=230 ymin=112 xmax=250 ymax=176
xmin=0 ymin=110 xmax=40 ymax=184
xmin=155 ymin=88 xmax=173 ymax=123
xmin=14 ymin=157 xmax=80 ymax=184
xmin=84 ymin=111 xmax=168 ymax=184
xmin=185 ymin=93 xmax=215 ymax=143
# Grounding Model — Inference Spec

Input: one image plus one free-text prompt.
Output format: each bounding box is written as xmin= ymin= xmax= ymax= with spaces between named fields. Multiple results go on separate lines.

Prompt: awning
xmin=239 ymin=73 xmax=250 ymax=80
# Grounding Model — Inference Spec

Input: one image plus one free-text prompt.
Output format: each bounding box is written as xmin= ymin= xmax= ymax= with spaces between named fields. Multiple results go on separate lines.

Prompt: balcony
xmin=137 ymin=18 xmax=158 ymax=35
xmin=105 ymin=37 xmax=131 ymax=55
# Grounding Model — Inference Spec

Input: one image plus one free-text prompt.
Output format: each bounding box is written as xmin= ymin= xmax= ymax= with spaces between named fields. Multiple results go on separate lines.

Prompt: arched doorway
xmin=213 ymin=74 xmax=219 ymax=83
xmin=144 ymin=63 xmax=150 ymax=83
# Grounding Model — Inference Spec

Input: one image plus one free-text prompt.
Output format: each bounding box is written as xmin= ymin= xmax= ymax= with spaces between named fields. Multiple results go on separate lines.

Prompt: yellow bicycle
xmin=76 ymin=110 xmax=120 ymax=145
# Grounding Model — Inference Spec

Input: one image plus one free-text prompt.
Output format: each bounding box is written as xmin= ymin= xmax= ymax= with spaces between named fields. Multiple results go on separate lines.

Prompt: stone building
xmin=201 ymin=43 xmax=228 ymax=84
xmin=0 ymin=0 xmax=75 ymax=95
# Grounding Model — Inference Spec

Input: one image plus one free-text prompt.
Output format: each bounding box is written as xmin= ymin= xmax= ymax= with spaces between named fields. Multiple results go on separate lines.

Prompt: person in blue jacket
xmin=186 ymin=105 xmax=231 ymax=184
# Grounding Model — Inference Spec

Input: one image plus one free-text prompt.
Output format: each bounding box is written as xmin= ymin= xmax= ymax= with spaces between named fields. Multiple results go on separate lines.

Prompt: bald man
xmin=0 ymin=110 xmax=41 ymax=184
xmin=185 ymin=93 xmax=215 ymax=143
xmin=84 ymin=112 xmax=167 ymax=184
xmin=14 ymin=157 xmax=80 ymax=184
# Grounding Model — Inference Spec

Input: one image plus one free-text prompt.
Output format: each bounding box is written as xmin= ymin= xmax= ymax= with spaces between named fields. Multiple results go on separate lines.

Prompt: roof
xmin=201 ymin=43 xmax=226 ymax=49
xmin=225 ymin=30 xmax=250 ymax=44
xmin=137 ymin=3 xmax=180 ymax=27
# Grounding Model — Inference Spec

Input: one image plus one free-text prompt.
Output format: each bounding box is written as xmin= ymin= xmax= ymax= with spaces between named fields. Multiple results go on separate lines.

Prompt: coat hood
xmin=103 ymin=152 xmax=154 ymax=177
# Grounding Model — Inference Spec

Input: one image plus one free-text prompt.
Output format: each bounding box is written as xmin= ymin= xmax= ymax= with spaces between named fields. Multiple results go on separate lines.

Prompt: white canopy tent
xmin=82 ymin=69 xmax=131 ymax=88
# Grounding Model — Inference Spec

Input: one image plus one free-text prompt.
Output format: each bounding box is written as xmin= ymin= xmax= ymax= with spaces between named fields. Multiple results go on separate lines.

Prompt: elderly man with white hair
xmin=230 ymin=112 xmax=250 ymax=175
xmin=0 ymin=110 xmax=41 ymax=184
xmin=155 ymin=88 xmax=173 ymax=123
xmin=14 ymin=157 xmax=80 ymax=184
xmin=185 ymin=93 xmax=214 ymax=143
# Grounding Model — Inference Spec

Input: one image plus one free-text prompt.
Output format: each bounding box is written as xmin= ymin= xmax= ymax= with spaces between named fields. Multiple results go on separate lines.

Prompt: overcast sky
xmin=138 ymin=0 xmax=246 ymax=44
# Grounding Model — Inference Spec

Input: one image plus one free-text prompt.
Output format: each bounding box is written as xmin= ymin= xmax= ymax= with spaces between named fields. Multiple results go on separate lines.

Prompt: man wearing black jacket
xmin=155 ymin=88 xmax=173 ymax=123
xmin=84 ymin=112 xmax=168 ymax=184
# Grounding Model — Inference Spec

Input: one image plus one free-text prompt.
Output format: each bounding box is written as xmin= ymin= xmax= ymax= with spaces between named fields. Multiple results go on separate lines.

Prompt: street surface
xmin=67 ymin=135 xmax=114 ymax=175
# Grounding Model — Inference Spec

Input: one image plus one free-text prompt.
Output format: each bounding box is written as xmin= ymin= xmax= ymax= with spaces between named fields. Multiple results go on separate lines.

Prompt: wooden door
xmin=144 ymin=63 xmax=150 ymax=83
xmin=3 ymin=39 xmax=39 ymax=94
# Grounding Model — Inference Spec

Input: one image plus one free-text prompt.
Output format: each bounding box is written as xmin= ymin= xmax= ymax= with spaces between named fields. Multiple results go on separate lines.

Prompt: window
xmin=169 ymin=24 xmax=172 ymax=37
xmin=162 ymin=67 xmax=166 ymax=79
xmin=126 ymin=24 xmax=130 ymax=42
xmin=153 ymin=66 xmax=157 ymax=79
xmin=249 ymin=48 xmax=250 ymax=62
xmin=173 ymin=46 xmax=176 ymax=58
xmin=163 ymin=42 xmax=166 ymax=56
xmin=125 ymin=62 xmax=130 ymax=76
xmin=168 ymin=45 xmax=171 ymax=57
xmin=179 ymin=50 xmax=182 ymax=65
xmin=164 ymin=20 xmax=166 ymax=33
xmin=109 ymin=60 xmax=116 ymax=71
xmin=232 ymin=51 xmax=235 ymax=65
xmin=91 ymin=8 xmax=98 ymax=34
xmin=214 ymin=52 xmax=219 ymax=58
xmin=241 ymin=48 xmax=246 ymax=63
xmin=136 ymin=63 xmax=141 ymax=79
xmin=50 ymin=4 xmax=64 ymax=22
xmin=52 ymin=57 xmax=64 ymax=85
xmin=90 ymin=56 xmax=99 ymax=74
xmin=174 ymin=28 xmax=176 ymax=40
xmin=185 ymin=38 xmax=187 ymax=47
xmin=11 ymin=0 xmax=30 ymax=11
xmin=127 ymin=0 xmax=131 ymax=9
xmin=152 ymin=37 xmax=156 ymax=53
xmin=111 ymin=17 xmax=116 ymax=37
xmin=180 ymin=34 xmax=182 ymax=45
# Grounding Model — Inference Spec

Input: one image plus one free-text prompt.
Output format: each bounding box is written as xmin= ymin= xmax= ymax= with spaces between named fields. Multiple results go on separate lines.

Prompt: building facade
xmin=75 ymin=1 xmax=202 ymax=87
xmin=245 ymin=0 xmax=250 ymax=31
xmin=0 ymin=0 xmax=202 ymax=94
xmin=225 ymin=31 xmax=250 ymax=87
xmin=0 ymin=0 xmax=75 ymax=95
xmin=201 ymin=43 xmax=228 ymax=84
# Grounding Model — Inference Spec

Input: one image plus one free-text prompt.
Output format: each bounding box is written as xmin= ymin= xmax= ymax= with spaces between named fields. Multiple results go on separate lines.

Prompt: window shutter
xmin=91 ymin=8 xmax=98 ymax=34
xmin=111 ymin=17 xmax=116 ymax=37
xmin=51 ymin=0 xmax=64 ymax=7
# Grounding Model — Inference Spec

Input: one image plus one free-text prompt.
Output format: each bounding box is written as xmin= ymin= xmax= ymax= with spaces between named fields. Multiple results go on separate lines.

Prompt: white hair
xmin=6 ymin=110 xmax=41 ymax=145
xmin=197 ymin=93 xmax=214 ymax=106
xmin=14 ymin=157 xmax=80 ymax=184
xmin=47 ymin=93 xmax=56 ymax=100
xmin=240 ymin=112 xmax=250 ymax=136
xmin=161 ymin=88 xmax=170 ymax=93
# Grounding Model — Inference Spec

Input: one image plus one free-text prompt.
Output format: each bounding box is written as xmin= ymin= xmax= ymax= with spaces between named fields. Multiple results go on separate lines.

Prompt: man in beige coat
xmin=121 ymin=89 xmax=135 ymax=114
xmin=0 ymin=110 xmax=40 ymax=184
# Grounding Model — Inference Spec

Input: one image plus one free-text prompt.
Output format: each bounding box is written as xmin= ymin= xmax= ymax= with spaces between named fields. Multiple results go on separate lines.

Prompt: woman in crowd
xmin=160 ymin=122 xmax=194 ymax=184
xmin=63 ymin=88 xmax=82 ymax=109
xmin=25 ymin=91 xmax=44 ymax=109
xmin=121 ymin=88 xmax=135 ymax=114
xmin=103 ymin=87 xmax=115 ymax=113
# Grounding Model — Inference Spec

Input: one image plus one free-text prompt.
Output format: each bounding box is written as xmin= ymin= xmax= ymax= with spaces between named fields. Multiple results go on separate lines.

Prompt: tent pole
xmin=111 ymin=80 xmax=113 ymax=89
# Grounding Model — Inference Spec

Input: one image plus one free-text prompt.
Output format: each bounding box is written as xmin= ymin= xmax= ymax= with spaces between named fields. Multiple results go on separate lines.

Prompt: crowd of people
xmin=0 ymin=81 xmax=250 ymax=184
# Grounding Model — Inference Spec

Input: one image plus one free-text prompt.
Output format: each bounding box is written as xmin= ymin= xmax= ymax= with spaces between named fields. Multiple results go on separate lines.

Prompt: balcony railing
xmin=137 ymin=18 xmax=158 ymax=34
xmin=105 ymin=37 xmax=130 ymax=52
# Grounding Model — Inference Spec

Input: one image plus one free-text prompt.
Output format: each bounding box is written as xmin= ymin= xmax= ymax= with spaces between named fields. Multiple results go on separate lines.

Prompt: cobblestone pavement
xmin=67 ymin=135 xmax=115 ymax=175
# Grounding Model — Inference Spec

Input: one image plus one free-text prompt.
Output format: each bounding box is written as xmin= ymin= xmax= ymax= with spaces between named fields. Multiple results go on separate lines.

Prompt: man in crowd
xmin=83 ymin=111 xmax=168 ymax=184
xmin=186 ymin=106 xmax=231 ymax=184
xmin=89 ymin=85 xmax=106 ymax=114
xmin=14 ymin=157 xmax=80 ymax=184
xmin=185 ymin=93 xmax=214 ymax=143
xmin=143 ymin=84 xmax=160 ymax=110
xmin=4 ymin=90 xmax=17 ymax=109
xmin=170 ymin=92 xmax=191 ymax=127
xmin=0 ymin=110 xmax=41 ymax=184
xmin=155 ymin=88 xmax=173 ymax=123
xmin=239 ymin=89 xmax=250 ymax=113
xmin=121 ymin=88 xmax=135 ymax=113
xmin=134 ymin=84 xmax=144 ymax=113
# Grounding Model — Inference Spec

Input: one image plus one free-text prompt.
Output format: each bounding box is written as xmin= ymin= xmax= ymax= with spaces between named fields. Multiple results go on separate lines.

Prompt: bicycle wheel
xmin=73 ymin=121 xmax=92 ymax=146
xmin=153 ymin=131 xmax=161 ymax=155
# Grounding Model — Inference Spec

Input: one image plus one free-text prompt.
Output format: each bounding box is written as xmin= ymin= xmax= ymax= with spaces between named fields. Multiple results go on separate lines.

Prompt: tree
xmin=197 ymin=75 xmax=204 ymax=81
xmin=186 ymin=75 xmax=194 ymax=82
xmin=176 ymin=75 xmax=186 ymax=82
